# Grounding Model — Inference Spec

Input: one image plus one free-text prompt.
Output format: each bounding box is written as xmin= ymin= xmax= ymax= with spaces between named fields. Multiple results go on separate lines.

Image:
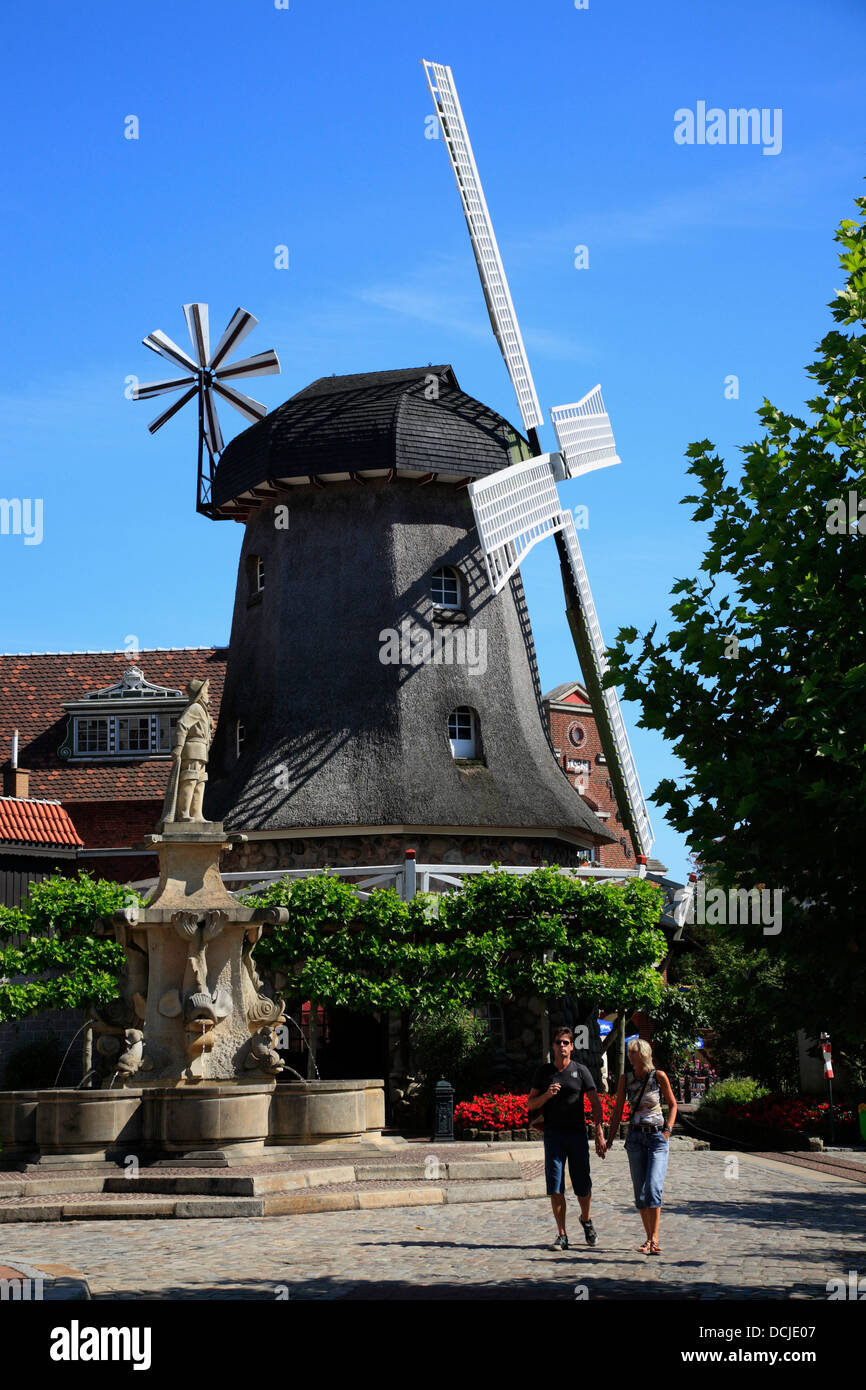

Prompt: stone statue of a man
xmin=161 ymin=678 xmax=214 ymax=824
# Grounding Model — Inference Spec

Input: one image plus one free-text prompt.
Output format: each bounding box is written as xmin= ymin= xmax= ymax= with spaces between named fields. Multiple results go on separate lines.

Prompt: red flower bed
xmin=454 ymin=1091 xmax=630 ymax=1131
xmin=728 ymin=1094 xmax=857 ymax=1134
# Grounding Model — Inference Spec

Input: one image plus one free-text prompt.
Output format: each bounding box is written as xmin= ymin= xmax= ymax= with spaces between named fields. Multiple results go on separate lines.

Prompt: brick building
xmin=542 ymin=680 xmax=635 ymax=870
xmin=0 ymin=648 xmax=227 ymax=888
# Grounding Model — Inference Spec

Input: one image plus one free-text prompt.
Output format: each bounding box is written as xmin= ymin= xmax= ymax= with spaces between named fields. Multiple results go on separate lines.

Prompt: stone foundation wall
xmin=226 ymin=831 xmax=593 ymax=874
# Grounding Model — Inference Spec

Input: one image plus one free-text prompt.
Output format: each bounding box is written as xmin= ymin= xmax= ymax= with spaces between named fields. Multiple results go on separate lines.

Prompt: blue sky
xmin=1 ymin=0 xmax=864 ymax=879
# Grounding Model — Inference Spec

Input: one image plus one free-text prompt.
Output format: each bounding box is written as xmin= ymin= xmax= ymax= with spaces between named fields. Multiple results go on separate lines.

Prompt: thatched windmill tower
xmin=203 ymin=365 xmax=616 ymax=872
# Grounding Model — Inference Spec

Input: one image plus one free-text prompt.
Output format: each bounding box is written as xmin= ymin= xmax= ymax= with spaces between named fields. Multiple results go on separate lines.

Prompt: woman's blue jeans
xmin=625 ymin=1128 xmax=669 ymax=1209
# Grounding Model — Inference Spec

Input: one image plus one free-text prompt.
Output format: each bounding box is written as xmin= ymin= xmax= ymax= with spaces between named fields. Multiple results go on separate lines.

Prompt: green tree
xmin=673 ymin=927 xmax=798 ymax=1091
xmin=0 ymin=873 xmax=131 ymax=1023
xmin=249 ymin=867 xmax=666 ymax=1016
xmin=605 ymin=198 xmax=866 ymax=1077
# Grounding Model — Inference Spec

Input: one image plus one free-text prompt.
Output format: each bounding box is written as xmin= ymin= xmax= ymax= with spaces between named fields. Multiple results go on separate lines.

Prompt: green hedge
xmin=699 ymin=1076 xmax=770 ymax=1111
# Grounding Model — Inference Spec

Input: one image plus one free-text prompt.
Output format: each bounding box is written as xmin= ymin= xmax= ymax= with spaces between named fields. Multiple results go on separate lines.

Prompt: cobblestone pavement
xmin=1 ymin=1150 xmax=863 ymax=1300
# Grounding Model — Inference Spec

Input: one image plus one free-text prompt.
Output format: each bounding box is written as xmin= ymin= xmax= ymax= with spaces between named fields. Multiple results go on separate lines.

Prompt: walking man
xmin=528 ymin=1025 xmax=607 ymax=1250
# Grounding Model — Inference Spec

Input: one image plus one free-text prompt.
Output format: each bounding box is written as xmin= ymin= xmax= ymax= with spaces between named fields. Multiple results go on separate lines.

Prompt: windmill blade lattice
xmin=132 ymin=303 xmax=280 ymax=514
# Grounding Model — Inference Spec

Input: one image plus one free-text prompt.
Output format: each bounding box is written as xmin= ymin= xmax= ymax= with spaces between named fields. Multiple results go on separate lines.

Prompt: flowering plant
xmin=728 ymin=1094 xmax=857 ymax=1133
xmin=454 ymin=1090 xmax=630 ymax=1131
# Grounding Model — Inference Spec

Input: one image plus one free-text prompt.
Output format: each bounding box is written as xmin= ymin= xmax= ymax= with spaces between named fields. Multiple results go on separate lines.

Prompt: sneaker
xmin=550 ymin=1233 xmax=569 ymax=1251
xmin=580 ymin=1218 xmax=598 ymax=1247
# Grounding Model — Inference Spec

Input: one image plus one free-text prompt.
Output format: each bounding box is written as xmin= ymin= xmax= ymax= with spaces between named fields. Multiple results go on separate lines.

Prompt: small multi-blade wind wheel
xmin=132 ymin=303 xmax=280 ymax=515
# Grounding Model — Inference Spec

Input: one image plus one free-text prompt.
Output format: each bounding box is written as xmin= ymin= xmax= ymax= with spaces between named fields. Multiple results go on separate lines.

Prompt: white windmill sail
xmin=557 ymin=511 xmax=655 ymax=858
xmin=550 ymin=385 xmax=621 ymax=479
xmin=424 ymin=58 xmax=654 ymax=859
xmin=468 ymin=455 xmax=654 ymax=858
xmin=468 ymin=455 xmax=565 ymax=592
xmin=422 ymin=60 xmax=543 ymax=436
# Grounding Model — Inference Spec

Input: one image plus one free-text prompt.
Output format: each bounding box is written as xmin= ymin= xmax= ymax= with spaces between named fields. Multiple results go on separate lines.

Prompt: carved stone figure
xmin=245 ymin=1027 xmax=286 ymax=1076
xmin=116 ymin=1029 xmax=145 ymax=1078
xmin=160 ymin=678 xmax=214 ymax=824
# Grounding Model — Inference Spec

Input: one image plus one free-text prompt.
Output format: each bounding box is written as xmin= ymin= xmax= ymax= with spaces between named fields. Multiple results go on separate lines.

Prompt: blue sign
xmin=694 ymin=1039 xmax=705 ymax=1049
xmin=598 ymin=1020 xmax=613 ymax=1037
xmin=625 ymin=1033 xmax=639 ymax=1045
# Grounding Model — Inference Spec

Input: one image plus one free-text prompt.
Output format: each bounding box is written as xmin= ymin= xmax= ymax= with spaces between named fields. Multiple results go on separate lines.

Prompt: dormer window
xmin=432 ymin=566 xmax=461 ymax=610
xmin=60 ymin=667 xmax=185 ymax=762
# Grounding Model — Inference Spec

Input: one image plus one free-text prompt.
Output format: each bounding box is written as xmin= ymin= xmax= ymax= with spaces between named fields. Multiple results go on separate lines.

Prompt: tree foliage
xmin=0 ymin=873 xmax=133 ymax=1023
xmin=0 ymin=867 xmax=665 ymax=1035
xmin=605 ymin=198 xmax=866 ymax=1071
xmin=249 ymin=867 xmax=665 ymax=1015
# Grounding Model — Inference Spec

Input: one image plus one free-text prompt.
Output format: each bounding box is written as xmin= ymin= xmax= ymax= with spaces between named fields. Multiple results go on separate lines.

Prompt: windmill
xmin=422 ymin=59 xmax=653 ymax=859
xmin=132 ymin=303 xmax=281 ymax=516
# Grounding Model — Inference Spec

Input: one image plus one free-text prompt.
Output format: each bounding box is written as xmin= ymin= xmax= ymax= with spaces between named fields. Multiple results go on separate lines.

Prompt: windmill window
xmin=567 ymin=722 xmax=586 ymax=748
xmin=431 ymin=566 xmax=461 ymax=609
xmin=448 ymin=707 xmax=477 ymax=758
xmin=246 ymin=554 xmax=265 ymax=604
xmin=236 ymin=721 xmax=245 ymax=758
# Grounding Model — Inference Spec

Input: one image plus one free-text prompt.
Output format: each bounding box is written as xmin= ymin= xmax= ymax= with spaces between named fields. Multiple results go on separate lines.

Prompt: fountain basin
xmin=269 ymin=1079 xmax=385 ymax=1145
xmin=34 ymin=1088 xmax=144 ymax=1163
xmin=0 ymin=1089 xmax=40 ymax=1156
xmin=0 ymin=1078 xmax=386 ymax=1164
xmin=146 ymin=1082 xmax=273 ymax=1155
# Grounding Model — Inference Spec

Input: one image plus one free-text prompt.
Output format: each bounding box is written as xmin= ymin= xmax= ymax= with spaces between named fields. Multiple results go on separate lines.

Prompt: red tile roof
xmin=0 ymin=649 xmax=227 ymax=803
xmin=0 ymin=796 xmax=84 ymax=848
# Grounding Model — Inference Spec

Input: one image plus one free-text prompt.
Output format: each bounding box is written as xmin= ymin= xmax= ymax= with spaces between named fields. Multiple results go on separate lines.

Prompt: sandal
xmin=638 ymin=1239 xmax=653 ymax=1253
xmin=649 ymin=1240 xmax=661 ymax=1255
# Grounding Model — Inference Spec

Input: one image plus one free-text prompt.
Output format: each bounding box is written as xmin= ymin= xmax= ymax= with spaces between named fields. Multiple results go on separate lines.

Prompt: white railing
xmin=129 ymin=856 xmax=647 ymax=902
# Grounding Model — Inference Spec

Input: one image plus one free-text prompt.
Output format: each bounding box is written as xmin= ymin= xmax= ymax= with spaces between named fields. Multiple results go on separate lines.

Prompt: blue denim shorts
xmin=543 ymin=1127 xmax=592 ymax=1197
xmin=625 ymin=1127 xmax=669 ymax=1208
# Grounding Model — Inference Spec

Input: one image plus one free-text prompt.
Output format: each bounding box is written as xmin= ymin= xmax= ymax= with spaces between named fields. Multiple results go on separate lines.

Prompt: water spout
xmin=53 ymin=1019 xmax=94 ymax=1086
xmin=284 ymin=1012 xmax=320 ymax=1079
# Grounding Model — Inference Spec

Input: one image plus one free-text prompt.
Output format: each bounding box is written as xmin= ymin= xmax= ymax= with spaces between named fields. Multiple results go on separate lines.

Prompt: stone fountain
xmin=0 ymin=678 xmax=385 ymax=1165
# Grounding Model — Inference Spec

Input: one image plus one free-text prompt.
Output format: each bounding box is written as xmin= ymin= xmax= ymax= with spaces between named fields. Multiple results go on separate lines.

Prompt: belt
xmin=631 ymin=1122 xmax=664 ymax=1132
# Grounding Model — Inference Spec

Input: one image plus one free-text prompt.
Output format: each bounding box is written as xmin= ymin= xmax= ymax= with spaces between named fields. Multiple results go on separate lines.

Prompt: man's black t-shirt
xmin=531 ymin=1061 xmax=597 ymax=1132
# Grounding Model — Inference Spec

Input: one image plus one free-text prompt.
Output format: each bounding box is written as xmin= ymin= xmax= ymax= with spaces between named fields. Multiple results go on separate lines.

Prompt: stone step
xmin=0 ymin=1172 xmax=548 ymax=1222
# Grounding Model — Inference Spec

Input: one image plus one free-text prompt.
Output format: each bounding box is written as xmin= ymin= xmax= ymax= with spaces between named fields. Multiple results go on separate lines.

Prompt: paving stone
xmin=1 ymin=1149 xmax=862 ymax=1300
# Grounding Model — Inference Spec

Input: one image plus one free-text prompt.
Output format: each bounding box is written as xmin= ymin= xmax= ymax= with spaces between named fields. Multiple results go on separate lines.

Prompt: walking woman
xmin=606 ymin=1039 xmax=677 ymax=1254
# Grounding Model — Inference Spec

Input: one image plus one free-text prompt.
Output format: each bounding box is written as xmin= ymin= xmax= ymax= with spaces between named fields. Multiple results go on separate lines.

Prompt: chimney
xmin=4 ymin=731 xmax=29 ymax=798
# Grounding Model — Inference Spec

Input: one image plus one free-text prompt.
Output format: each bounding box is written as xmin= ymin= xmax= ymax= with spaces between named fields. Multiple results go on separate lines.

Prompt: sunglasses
xmin=554 ymin=1039 xmax=572 ymax=1046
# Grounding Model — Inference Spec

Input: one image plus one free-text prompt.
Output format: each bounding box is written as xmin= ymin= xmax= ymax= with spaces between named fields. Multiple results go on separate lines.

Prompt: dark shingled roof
xmin=212 ymin=366 xmax=527 ymax=509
